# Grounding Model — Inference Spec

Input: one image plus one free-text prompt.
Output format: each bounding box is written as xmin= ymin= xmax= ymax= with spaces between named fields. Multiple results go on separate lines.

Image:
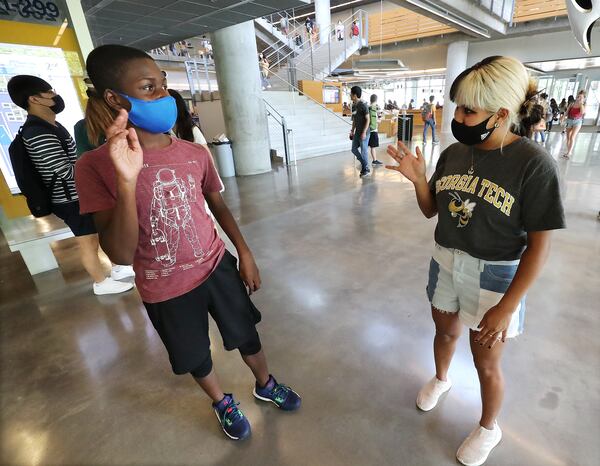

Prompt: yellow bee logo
xmin=448 ymin=192 xmax=476 ymax=228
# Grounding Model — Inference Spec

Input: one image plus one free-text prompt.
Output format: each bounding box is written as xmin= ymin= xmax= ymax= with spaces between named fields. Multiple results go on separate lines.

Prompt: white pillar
xmin=65 ymin=0 xmax=94 ymax=59
xmin=442 ymin=41 xmax=469 ymax=134
xmin=315 ymin=0 xmax=331 ymax=44
xmin=211 ymin=21 xmax=271 ymax=176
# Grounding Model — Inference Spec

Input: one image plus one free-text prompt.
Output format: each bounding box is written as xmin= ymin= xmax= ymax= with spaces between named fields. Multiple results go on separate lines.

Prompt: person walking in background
xmin=74 ymin=84 xmax=137 ymax=282
xmin=168 ymin=89 xmax=208 ymax=149
xmin=563 ymin=90 xmax=586 ymax=158
xmin=7 ymin=75 xmax=133 ymax=295
xmin=533 ymin=93 xmax=547 ymax=144
xmin=421 ymin=95 xmax=439 ymax=145
xmin=280 ymin=15 xmax=289 ymax=36
xmin=350 ymin=20 xmax=359 ymax=38
xmin=561 ymin=95 xmax=574 ymax=134
xmin=558 ymin=97 xmax=567 ymax=132
xmin=349 ymin=85 xmax=371 ymax=178
xmin=259 ymin=53 xmax=271 ymax=90
xmin=368 ymin=94 xmax=383 ymax=166
xmin=336 ymin=20 xmax=344 ymax=41
xmin=546 ymin=98 xmax=559 ymax=134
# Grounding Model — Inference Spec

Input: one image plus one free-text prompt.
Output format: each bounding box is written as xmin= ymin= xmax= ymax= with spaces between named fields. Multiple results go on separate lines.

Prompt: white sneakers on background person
xmin=93 ymin=277 xmax=134 ymax=295
xmin=416 ymin=376 xmax=502 ymax=465
xmin=110 ymin=264 xmax=135 ymax=281
xmin=92 ymin=265 xmax=135 ymax=295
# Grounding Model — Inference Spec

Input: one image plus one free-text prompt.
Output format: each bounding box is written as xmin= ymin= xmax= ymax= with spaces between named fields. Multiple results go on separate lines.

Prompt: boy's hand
xmin=239 ymin=252 xmax=261 ymax=294
xmin=106 ymin=109 xmax=143 ymax=184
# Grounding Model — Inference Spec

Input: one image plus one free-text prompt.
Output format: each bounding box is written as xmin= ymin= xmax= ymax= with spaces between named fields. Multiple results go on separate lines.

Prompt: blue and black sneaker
xmin=212 ymin=394 xmax=251 ymax=440
xmin=253 ymin=375 xmax=301 ymax=411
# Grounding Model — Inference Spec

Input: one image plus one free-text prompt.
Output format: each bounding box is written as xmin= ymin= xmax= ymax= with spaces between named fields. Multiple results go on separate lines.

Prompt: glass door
xmin=584 ymin=80 xmax=600 ymax=126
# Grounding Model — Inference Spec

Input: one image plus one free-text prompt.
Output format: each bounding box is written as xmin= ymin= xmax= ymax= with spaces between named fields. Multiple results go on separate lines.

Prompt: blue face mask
xmin=119 ymin=93 xmax=177 ymax=134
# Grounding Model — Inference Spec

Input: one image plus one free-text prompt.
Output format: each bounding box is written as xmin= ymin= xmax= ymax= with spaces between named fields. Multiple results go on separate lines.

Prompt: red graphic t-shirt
xmin=75 ymin=137 xmax=225 ymax=303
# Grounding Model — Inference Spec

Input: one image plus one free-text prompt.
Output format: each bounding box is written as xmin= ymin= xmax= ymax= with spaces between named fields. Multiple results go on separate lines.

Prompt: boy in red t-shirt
xmin=76 ymin=45 xmax=300 ymax=441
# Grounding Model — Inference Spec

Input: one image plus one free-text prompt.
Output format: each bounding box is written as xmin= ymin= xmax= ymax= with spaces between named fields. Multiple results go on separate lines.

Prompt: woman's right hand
xmin=105 ymin=109 xmax=143 ymax=184
xmin=386 ymin=141 xmax=426 ymax=184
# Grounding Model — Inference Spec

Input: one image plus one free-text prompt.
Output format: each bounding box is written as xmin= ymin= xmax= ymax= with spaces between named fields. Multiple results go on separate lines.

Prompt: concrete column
xmin=211 ymin=21 xmax=271 ymax=176
xmin=315 ymin=0 xmax=331 ymax=44
xmin=65 ymin=0 xmax=94 ymax=59
xmin=442 ymin=41 xmax=469 ymax=134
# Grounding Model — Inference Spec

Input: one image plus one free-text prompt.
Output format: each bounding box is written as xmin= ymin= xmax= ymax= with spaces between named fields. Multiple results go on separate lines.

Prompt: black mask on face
xmin=49 ymin=95 xmax=65 ymax=114
xmin=451 ymin=114 xmax=498 ymax=146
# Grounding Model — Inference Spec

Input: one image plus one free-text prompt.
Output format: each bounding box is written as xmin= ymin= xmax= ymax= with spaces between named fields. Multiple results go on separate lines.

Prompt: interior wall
xmin=194 ymin=100 xmax=226 ymax=141
xmin=467 ymin=30 xmax=600 ymax=66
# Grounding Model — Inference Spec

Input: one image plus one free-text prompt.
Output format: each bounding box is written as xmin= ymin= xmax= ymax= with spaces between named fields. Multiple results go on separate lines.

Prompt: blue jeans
xmin=351 ymin=129 xmax=370 ymax=172
xmin=423 ymin=118 xmax=436 ymax=142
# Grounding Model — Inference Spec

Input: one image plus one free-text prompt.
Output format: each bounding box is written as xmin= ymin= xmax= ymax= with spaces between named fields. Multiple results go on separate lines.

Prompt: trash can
xmin=210 ymin=141 xmax=235 ymax=178
xmin=397 ymin=114 xmax=413 ymax=142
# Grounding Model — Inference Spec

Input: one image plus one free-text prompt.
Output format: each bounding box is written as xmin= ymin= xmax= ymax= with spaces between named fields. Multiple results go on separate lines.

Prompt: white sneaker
xmin=111 ymin=265 xmax=135 ymax=281
xmin=416 ymin=376 xmax=452 ymax=411
xmin=93 ymin=277 xmax=134 ymax=295
xmin=456 ymin=422 xmax=502 ymax=466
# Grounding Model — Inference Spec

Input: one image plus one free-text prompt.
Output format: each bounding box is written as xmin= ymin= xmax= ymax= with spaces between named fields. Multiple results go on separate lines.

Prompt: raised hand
xmin=385 ymin=141 xmax=426 ymax=184
xmin=106 ymin=109 xmax=143 ymax=183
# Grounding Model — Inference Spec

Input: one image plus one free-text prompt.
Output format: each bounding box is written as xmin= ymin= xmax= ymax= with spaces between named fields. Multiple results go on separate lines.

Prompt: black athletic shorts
xmin=368 ymin=131 xmax=379 ymax=148
xmin=52 ymin=201 xmax=97 ymax=236
xmin=143 ymin=250 xmax=262 ymax=375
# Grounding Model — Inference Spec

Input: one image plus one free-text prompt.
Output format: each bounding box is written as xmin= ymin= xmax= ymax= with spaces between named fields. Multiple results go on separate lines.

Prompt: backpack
xmin=8 ymin=122 xmax=72 ymax=217
xmin=421 ymin=103 xmax=433 ymax=122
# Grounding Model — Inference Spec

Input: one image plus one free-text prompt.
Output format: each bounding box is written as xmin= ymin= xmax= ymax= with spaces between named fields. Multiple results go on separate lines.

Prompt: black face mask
xmin=451 ymin=114 xmax=497 ymax=146
xmin=50 ymin=95 xmax=65 ymax=114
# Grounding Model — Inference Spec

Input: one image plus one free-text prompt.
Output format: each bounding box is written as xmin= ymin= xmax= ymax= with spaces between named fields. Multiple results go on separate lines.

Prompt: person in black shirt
xmin=7 ymin=75 xmax=133 ymax=295
xmin=386 ymin=56 xmax=565 ymax=465
xmin=349 ymin=86 xmax=371 ymax=177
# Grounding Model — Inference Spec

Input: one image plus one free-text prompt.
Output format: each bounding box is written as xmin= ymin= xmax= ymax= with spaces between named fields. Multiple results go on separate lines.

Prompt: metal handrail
xmin=268 ymin=10 xmax=368 ymax=75
xmin=263 ymin=98 xmax=295 ymax=165
xmin=260 ymin=20 xmax=307 ymax=60
xmin=267 ymin=71 xmax=351 ymax=127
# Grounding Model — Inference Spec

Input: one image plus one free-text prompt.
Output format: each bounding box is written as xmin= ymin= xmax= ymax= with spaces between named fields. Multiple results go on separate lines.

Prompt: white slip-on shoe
xmin=416 ymin=376 xmax=452 ymax=411
xmin=456 ymin=422 xmax=502 ymax=466
xmin=93 ymin=277 xmax=134 ymax=296
xmin=111 ymin=265 xmax=135 ymax=281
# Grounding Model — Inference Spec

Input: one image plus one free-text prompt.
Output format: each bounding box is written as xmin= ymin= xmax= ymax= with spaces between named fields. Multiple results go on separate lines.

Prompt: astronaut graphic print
xmin=150 ymin=167 xmax=204 ymax=267
xmin=75 ymin=138 xmax=226 ymax=303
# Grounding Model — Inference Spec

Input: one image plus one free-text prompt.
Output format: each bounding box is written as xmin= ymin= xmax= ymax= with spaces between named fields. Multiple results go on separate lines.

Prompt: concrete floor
xmin=1 ymin=131 xmax=599 ymax=466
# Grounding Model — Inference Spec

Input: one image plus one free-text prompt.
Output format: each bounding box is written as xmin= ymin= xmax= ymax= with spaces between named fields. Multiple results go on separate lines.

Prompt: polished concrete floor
xmin=1 ymin=131 xmax=599 ymax=466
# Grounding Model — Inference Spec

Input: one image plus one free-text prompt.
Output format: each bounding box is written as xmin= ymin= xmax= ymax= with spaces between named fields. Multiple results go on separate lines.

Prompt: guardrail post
xmin=282 ymin=116 xmax=290 ymax=165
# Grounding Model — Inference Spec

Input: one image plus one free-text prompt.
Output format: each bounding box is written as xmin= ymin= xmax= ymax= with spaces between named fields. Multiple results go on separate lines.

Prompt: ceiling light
xmin=404 ymin=0 xmax=490 ymax=38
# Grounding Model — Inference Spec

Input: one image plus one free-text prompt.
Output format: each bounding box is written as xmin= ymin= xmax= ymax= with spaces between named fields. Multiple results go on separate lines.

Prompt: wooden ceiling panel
xmin=512 ymin=0 xmax=567 ymax=23
xmin=368 ymin=7 xmax=456 ymax=45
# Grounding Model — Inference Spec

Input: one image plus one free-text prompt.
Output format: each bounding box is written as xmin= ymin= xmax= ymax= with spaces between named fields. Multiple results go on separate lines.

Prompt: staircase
xmin=255 ymin=10 xmax=377 ymax=161
xmin=264 ymin=91 xmax=353 ymax=160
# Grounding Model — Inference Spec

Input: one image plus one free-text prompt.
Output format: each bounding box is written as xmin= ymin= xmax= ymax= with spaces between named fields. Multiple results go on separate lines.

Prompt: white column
xmin=65 ymin=0 xmax=94 ymax=59
xmin=315 ymin=0 xmax=332 ymax=44
xmin=211 ymin=21 xmax=271 ymax=176
xmin=442 ymin=41 xmax=469 ymax=134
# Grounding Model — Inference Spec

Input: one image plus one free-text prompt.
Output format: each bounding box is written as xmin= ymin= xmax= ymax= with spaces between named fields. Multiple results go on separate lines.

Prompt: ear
xmin=495 ymin=108 xmax=510 ymax=126
xmin=104 ymin=89 xmax=130 ymax=112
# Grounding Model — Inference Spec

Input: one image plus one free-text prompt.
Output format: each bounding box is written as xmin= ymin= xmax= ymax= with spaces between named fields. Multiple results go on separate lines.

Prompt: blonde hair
xmin=449 ymin=56 xmax=537 ymax=131
xmin=84 ymin=89 xmax=117 ymax=146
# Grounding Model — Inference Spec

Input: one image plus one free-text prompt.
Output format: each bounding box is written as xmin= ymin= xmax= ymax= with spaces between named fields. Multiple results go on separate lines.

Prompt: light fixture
xmin=404 ymin=0 xmax=490 ymax=38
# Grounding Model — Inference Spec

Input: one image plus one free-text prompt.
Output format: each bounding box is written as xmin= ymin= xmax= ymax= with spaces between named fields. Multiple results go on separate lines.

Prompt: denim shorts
xmin=426 ymin=244 xmax=525 ymax=338
xmin=565 ymin=118 xmax=583 ymax=128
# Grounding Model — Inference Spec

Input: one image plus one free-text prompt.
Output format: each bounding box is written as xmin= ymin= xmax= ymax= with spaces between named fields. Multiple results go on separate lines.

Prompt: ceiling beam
xmin=388 ymin=0 xmax=507 ymax=37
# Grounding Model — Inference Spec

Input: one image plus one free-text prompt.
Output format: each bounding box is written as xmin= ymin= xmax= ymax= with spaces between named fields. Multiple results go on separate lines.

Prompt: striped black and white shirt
xmin=22 ymin=115 xmax=79 ymax=204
